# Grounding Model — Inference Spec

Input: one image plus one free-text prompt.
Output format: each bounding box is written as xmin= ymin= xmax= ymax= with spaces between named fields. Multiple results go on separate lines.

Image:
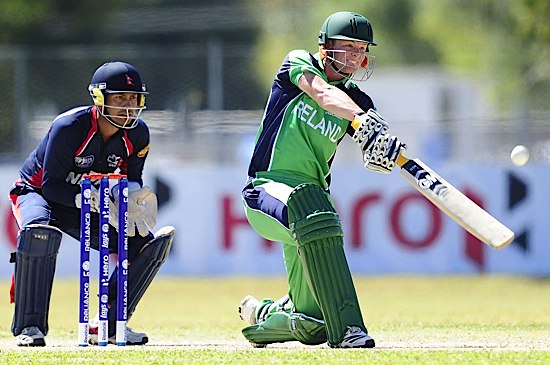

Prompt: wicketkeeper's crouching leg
xmin=11 ymin=225 xmax=62 ymax=346
xmin=99 ymin=226 xmax=175 ymax=344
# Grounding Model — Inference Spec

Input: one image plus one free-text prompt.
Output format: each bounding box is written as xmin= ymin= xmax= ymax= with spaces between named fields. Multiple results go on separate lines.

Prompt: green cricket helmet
xmin=318 ymin=11 xmax=377 ymax=46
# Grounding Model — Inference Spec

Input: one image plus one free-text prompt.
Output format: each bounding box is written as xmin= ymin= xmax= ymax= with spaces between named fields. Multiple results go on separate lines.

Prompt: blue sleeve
xmin=41 ymin=122 xmax=82 ymax=207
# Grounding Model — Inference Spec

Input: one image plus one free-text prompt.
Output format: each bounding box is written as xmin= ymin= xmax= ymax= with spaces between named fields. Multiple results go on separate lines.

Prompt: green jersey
xmin=247 ymin=49 xmax=375 ymax=189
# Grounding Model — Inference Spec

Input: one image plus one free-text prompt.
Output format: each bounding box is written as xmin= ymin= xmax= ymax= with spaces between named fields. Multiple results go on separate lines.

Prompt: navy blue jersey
xmin=19 ymin=105 xmax=150 ymax=207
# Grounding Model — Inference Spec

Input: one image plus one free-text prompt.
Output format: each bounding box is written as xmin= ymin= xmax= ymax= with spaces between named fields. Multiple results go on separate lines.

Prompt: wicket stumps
xmin=78 ymin=174 xmax=129 ymax=347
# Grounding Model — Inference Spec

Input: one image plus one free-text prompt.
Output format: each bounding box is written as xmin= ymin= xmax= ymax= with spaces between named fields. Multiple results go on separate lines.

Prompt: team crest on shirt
xmin=75 ymin=155 xmax=94 ymax=168
xmin=107 ymin=154 xmax=122 ymax=168
xmin=137 ymin=144 xmax=150 ymax=158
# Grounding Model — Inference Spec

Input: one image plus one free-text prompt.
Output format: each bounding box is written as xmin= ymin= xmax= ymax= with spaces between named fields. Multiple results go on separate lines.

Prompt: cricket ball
xmin=510 ymin=145 xmax=529 ymax=167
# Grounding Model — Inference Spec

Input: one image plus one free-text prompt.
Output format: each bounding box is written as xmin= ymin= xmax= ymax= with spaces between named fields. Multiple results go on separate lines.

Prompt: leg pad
xmin=107 ymin=226 xmax=174 ymax=336
xmin=11 ymin=225 xmax=62 ymax=336
xmin=242 ymin=311 xmax=326 ymax=346
xmin=287 ymin=184 xmax=366 ymax=346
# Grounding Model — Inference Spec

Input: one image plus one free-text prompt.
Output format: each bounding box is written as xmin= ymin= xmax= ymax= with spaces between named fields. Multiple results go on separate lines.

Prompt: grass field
xmin=1 ymin=276 xmax=549 ymax=364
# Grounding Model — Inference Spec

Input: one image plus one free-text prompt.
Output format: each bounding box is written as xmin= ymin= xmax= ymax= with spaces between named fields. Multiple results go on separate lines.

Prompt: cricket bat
xmin=395 ymin=154 xmax=514 ymax=249
xmin=351 ymin=119 xmax=514 ymax=249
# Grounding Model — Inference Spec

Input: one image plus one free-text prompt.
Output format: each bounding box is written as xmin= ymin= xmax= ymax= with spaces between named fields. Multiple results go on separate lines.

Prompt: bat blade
xmin=398 ymin=156 xmax=514 ymax=250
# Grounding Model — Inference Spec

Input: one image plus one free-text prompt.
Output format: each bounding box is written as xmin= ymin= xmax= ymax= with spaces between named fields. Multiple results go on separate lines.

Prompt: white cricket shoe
xmin=89 ymin=325 xmax=149 ymax=346
xmin=16 ymin=326 xmax=46 ymax=347
xmin=331 ymin=326 xmax=375 ymax=348
xmin=239 ymin=295 xmax=267 ymax=348
xmin=239 ymin=295 xmax=260 ymax=325
xmin=118 ymin=327 xmax=148 ymax=346
xmin=88 ymin=314 xmax=148 ymax=345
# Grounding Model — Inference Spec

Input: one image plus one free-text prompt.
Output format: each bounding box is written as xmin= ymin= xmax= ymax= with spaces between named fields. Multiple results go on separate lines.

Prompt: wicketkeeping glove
xmin=75 ymin=187 xmax=100 ymax=212
xmin=110 ymin=183 xmax=158 ymax=237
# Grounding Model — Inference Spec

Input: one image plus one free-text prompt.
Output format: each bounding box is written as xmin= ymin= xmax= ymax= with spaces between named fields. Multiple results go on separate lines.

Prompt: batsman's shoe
xmin=16 ymin=326 xmax=46 ymax=347
xmin=330 ymin=326 xmax=375 ymax=349
xmin=239 ymin=295 xmax=260 ymax=325
xmin=239 ymin=295 xmax=267 ymax=348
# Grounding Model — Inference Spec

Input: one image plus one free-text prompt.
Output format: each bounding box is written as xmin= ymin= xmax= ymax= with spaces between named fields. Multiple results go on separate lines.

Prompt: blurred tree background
xmin=0 ymin=0 xmax=548 ymax=158
xmin=249 ymin=0 xmax=549 ymax=113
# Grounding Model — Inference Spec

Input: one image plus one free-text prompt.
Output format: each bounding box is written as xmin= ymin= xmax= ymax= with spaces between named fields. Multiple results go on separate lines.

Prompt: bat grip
xmin=396 ymin=153 xmax=408 ymax=167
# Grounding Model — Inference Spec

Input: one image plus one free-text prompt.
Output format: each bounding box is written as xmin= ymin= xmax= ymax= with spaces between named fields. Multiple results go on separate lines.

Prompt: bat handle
xmin=396 ymin=153 xmax=409 ymax=168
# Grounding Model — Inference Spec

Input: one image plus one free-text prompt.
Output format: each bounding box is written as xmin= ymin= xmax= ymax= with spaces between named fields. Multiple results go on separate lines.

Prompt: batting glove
xmin=352 ymin=109 xmax=389 ymax=163
xmin=364 ymin=134 xmax=406 ymax=174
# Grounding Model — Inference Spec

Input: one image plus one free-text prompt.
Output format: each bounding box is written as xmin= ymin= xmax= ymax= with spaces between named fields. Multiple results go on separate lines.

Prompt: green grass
xmin=1 ymin=276 xmax=549 ymax=364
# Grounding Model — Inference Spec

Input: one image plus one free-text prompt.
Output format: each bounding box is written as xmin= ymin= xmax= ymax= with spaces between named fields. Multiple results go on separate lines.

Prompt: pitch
xmin=1 ymin=276 xmax=549 ymax=364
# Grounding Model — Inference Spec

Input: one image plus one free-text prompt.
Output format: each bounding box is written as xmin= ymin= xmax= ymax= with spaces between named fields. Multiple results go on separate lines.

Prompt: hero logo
xmin=75 ymin=155 xmax=94 ymax=168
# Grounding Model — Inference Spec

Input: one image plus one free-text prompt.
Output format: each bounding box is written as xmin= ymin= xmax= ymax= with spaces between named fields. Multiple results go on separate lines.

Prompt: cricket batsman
xmin=239 ymin=11 xmax=405 ymax=348
xmin=8 ymin=61 xmax=175 ymax=346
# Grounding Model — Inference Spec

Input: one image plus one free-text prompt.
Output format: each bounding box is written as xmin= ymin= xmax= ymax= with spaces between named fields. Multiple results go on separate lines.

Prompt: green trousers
xmin=242 ymin=179 xmax=367 ymax=345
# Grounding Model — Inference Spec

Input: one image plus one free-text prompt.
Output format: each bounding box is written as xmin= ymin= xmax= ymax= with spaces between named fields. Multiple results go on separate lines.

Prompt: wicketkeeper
xmin=239 ymin=11 xmax=405 ymax=348
xmin=8 ymin=61 xmax=174 ymax=346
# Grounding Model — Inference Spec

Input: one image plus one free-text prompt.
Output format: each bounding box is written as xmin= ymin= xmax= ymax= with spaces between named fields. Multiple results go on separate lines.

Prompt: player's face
xmin=103 ymin=93 xmax=140 ymax=128
xmin=325 ymin=39 xmax=369 ymax=73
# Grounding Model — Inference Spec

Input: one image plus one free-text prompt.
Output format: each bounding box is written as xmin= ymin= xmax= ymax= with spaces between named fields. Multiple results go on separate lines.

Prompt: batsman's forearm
xmin=315 ymin=86 xmax=364 ymax=121
xmin=299 ymin=73 xmax=364 ymax=121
